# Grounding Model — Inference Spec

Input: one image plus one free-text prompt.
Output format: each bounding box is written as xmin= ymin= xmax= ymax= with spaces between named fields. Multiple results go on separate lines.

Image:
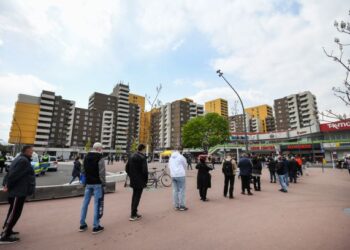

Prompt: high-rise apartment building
xmin=129 ymin=93 xmax=147 ymax=144
xmin=229 ymin=114 xmax=251 ymax=133
xmin=274 ymin=91 xmax=319 ymax=131
xmin=9 ymin=91 xmax=75 ymax=148
xmin=157 ymin=99 xmax=203 ymax=150
xmin=245 ymin=104 xmax=275 ymax=132
xmin=205 ymin=98 xmax=228 ymax=119
xmin=9 ymin=94 xmax=41 ymax=145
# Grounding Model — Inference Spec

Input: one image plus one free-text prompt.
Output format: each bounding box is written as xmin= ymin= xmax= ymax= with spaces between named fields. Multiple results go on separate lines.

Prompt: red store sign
xmin=320 ymin=119 xmax=350 ymax=132
xmin=287 ymin=144 xmax=312 ymax=150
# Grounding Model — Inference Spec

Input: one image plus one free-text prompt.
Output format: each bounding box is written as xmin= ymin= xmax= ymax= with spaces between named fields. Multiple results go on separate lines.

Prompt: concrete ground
xmin=0 ymin=167 xmax=349 ymax=250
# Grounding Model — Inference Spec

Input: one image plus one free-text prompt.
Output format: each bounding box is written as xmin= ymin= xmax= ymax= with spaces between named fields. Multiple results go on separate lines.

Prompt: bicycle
xmin=124 ymin=166 xmax=172 ymax=188
xmin=147 ymin=166 xmax=172 ymax=188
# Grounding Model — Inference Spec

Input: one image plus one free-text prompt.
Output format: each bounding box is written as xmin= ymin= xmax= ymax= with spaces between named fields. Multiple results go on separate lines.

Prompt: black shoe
xmin=202 ymin=198 xmax=209 ymax=202
xmin=241 ymin=192 xmax=246 ymax=195
xmin=79 ymin=224 xmax=88 ymax=232
xmin=9 ymin=231 xmax=19 ymax=236
xmin=0 ymin=236 xmax=20 ymax=245
xmin=92 ymin=226 xmax=104 ymax=234
xmin=248 ymin=192 xmax=253 ymax=196
xmin=229 ymin=196 xmax=234 ymax=199
xmin=179 ymin=207 xmax=189 ymax=211
xmin=136 ymin=214 xmax=142 ymax=219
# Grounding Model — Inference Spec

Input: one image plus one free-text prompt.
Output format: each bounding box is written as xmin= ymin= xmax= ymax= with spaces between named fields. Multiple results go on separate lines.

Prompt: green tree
xmin=85 ymin=138 xmax=91 ymax=152
xmin=115 ymin=145 xmax=122 ymax=157
xmin=182 ymin=113 xmax=230 ymax=152
xmin=130 ymin=139 xmax=139 ymax=153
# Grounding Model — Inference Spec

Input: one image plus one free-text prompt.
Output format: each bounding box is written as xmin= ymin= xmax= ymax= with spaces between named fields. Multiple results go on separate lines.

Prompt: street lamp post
xmin=216 ymin=70 xmax=249 ymax=153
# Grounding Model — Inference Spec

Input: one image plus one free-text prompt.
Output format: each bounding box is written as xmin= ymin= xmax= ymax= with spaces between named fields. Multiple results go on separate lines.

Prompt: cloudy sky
xmin=0 ymin=0 xmax=349 ymax=141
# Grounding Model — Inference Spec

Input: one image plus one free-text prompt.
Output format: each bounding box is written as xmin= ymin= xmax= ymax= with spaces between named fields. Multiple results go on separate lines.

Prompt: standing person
xmin=276 ymin=156 xmax=288 ymax=193
xmin=69 ymin=156 xmax=81 ymax=184
xmin=283 ymin=156 xmax=289 ymax=187
xmin=267 ymin=156 xmax=277 ymax=183
xmin=79 ymin=143 xmax=106 ymax=234
xmin=238 ymin=153 xmax=253 ymax=195
xmin=222 ymin=154 xmax=237 ymax=199
xmin=1 ymin=145 xmax=36 ymax=244
xmin=196 ymin=156 xmax=213 ymax=201
xmin=252 ymin=156 xmax=262 ymax=191
xmin=107 ymin=155 xmax=111 ymax=165
xmin=295 ymin=155 xmax=303 ymax=176
xmin=288 ymin=157 xmax=298 ymax=184
xmin=168 ymin=151 xmax=188 ymax=211
xmin=125 ymin=144 xmax=148 ymax=221
xmin=186 ymin=155 xmax=193 ymax=170
xmin=0 ymin=153 xmax=5 ymax=174
xmin=211 ymin=156 xmax=216 ymax=169
xmin=111 ymin=155 xmax=114 ymax=165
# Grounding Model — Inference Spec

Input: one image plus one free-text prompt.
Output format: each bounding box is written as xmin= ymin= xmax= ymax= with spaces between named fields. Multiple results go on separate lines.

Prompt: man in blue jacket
xmin=238 ymin=153 xmax=253 ymax=195
xmin=1 ymin=145 xmax=36 ymax=244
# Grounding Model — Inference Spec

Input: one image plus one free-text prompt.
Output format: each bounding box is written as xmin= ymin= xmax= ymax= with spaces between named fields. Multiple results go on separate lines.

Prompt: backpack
xmin=222 ymin=160 xmax=234 ymax=176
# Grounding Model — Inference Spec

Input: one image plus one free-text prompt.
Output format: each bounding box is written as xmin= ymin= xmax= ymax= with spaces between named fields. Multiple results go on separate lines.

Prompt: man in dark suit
xmin=238 ymin=153 xmax=253 ymax=195
xmin=126 ymin=144 xmax=148 ymax=221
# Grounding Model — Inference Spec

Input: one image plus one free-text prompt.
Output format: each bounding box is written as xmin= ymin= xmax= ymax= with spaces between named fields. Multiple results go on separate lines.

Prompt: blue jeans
xmin=284 ymin=173 xmax=289 ymax=186
xmin=278 ymin=175 xmax=288 ymax=191
xmin=80 ymin=184 xmax=103 ymax=228
xmin=172 ymin=177 xmax=186 ymax=208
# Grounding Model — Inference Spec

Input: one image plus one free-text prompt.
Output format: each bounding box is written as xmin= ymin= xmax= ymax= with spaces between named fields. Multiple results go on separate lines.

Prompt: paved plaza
xmin=0 ymin=165 xmax=349 ymax=250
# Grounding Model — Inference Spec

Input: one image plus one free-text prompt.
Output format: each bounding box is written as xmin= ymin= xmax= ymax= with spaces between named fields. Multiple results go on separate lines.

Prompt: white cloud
xmin=0 ymin=74 xmax=57 ymax=141
xmin=0 ymin=0 xmax=121 ymax=63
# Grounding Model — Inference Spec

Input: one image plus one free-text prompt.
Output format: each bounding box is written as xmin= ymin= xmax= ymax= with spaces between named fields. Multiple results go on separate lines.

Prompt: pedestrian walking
xmin=196 ymin=156 xmax=213 ymax=201
xmin=276 ymin=156 xmax=288 ymax=193
xmin=252 ymin=156 xmax=262 ymax=191
xmin=168 ymin=151 xmax=188 ymax=211
xmin=1 ymin=145 xmax=36 ymax=244
xmin=125 ymin=144 xmax=148 ymax=221
xmin=79 ymin=142 xmax=106 ymax=234
xmin=267 ymin=156 xmax=277 ymax=183
xmin=222 ymin=154 xmax=237 ymax=199
xmin=186 ymin=155 xmax=193 ymax=170
xmin=238 ymin=153 xmax=253 ymax=195
xmin=111 ymin=155 xmax=114 ymax=165
xmin=107 ymin=155 xmax=111 ymax=165
xmin=69 ymin=156 xmax=81 ymax=184
xmin=288 ymin=157 xmax=298 ymax=183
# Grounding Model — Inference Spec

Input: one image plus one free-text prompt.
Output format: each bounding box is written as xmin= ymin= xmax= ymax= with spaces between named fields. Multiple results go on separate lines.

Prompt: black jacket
xmin=72 ymin=160 xmax=81 ymax=177
xmin=196 ymin=163 xmax=212 ymax=189
xmin=126 ymin=152 xmax=148 ymax=189
xmin=252 ymin=161 xmax=262 ymax=175
xmin=276 ymin=161 xmax=286 ymax=175
xmin=238 ymin=158 xmax=253 ymax=176
xmin=3 ymin=154 xmax=35 ymax=198
xmin=83 ymin=152 xmax=106 ymax=185
xmin=288 ymin=160 xmax=298 ymax=174
xmin=267 ymin=159 xmax=277 ymax=172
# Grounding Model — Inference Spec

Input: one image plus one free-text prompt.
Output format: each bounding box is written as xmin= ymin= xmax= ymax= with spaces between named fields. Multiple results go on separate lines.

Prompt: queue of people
xmin=1 ymin=143 xmax=312 ymax=244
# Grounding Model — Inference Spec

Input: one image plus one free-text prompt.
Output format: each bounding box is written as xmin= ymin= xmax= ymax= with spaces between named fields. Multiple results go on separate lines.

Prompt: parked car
xmin=48 ymin=156 xmax=58 ymax=172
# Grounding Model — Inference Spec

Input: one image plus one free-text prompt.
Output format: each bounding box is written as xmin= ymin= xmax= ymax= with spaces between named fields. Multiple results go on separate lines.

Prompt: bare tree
xmin=323 ymin=10 xmax=350 ymax=106
xmin=144 ymin=84 xmax=162 ymax=155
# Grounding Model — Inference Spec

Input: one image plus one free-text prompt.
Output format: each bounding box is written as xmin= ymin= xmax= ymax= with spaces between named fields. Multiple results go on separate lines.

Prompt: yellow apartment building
xmin=245 ymin=104 xmax=274 ymax=132
xmin=205 ymin=98 xmax=228 ymax=119
xmin=9 ymin=94 xmax=41 ymax=145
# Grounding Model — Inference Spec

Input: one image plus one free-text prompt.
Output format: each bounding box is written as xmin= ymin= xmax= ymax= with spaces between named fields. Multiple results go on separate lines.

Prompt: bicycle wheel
xmin=147 ymin=173 xmax=156 ymax=188
xmin=161 ymin=174 xmax=172 ymax=187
